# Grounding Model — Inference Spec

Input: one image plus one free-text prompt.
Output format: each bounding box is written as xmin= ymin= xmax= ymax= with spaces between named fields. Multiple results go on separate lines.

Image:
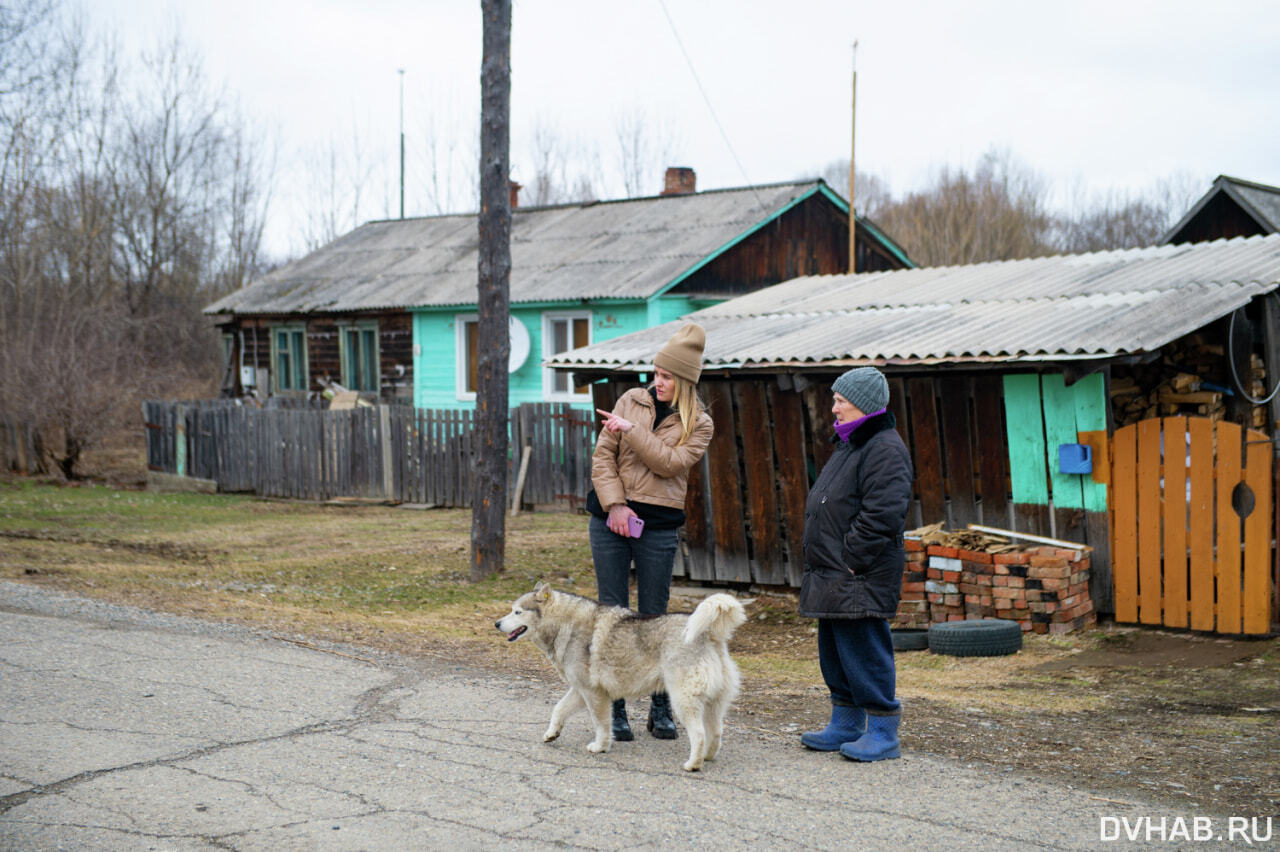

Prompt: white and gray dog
xmin=496 ymin=582 xmax=746 ymax=771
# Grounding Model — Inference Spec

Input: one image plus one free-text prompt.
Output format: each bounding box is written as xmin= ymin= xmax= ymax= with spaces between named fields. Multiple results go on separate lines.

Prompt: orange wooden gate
xmin=1110 ymin=417 xmax=1273 ymax=634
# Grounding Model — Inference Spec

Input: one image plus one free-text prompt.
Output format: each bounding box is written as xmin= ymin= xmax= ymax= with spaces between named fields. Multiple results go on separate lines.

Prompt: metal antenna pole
xmin=849 ymin=40 xmax=858 ymax=273
xmin=398 ymin=68 xmax=405 ymax=219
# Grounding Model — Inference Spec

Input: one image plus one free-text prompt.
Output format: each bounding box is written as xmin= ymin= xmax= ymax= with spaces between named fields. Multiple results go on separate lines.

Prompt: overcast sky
xmin=90 ymin=0 xmax=1280 ymax=258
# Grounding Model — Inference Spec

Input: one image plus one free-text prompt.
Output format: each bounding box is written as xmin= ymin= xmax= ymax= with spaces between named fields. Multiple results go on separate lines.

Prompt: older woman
xmin=586 ymin=323 xmax=714 ymax=742
xmin=798 ymin=367 xmax=914 ymax=762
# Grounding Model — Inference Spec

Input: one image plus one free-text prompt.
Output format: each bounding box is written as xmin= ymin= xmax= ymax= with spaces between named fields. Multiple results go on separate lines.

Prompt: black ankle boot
xmin=647 ymin=692 xmax=677 ymax=740
xmin=611 ymin=698 xmax=634 ymax=741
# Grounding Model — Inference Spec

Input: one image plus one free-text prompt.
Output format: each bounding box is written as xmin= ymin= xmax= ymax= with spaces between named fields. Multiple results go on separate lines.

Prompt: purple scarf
xmin=834 ymin=407 xmax=887 ymax=442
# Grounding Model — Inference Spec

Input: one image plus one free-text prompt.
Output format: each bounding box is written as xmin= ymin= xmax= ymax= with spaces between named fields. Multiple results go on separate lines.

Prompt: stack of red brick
xmin=896 ymin=539 xmax=1096 ymax=634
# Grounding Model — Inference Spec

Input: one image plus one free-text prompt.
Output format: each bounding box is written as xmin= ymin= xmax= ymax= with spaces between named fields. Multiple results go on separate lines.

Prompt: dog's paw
xmin=587 ymin=740 xmax=609 ymax=753
xmin=543 ymin=728 xmax=560 ymax=742
xmin=682 ymin=759 xmax=703 ymax=772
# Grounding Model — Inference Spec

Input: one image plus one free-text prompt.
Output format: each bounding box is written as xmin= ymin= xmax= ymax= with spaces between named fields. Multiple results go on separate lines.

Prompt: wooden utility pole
xmin=848 ymin=40 xmax=858 ymax=273
xmin=472 ymin=0 xmax=512 ymax=582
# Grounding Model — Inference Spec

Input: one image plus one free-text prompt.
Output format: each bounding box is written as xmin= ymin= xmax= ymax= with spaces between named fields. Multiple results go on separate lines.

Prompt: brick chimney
xmin=661 ymin=167 xmax=696 ymax=196
xmin=509 ymin=180 xmax=522 ymax=209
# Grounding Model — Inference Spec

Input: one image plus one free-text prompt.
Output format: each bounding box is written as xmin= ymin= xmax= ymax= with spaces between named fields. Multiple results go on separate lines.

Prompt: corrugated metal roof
xmin=548 ymin=234 xmax=1280 ymax=372
xmin=1230 ymin=179 xmax=1280 ymax=233
xmin=1164 ymin=175 xmax=1280 ymax=243
xmin=205 ymin=181 xmax=837 ymax=315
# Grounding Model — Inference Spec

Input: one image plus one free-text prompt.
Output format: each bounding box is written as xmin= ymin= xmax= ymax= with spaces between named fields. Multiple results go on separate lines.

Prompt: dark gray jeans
xmin=589 ymin=514 xmax=679 ymax=615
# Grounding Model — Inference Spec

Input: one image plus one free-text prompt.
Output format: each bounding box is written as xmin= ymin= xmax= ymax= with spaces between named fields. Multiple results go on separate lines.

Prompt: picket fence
xmin=143 ymin=399 xmax=597 ymax=509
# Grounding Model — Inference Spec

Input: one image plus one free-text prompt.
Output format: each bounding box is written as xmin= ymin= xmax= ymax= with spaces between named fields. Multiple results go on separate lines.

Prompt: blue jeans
xmin=589 ymin=515 xmax=680 ymax=615
xmin=817 ymin=617 xmax=900 ymax=714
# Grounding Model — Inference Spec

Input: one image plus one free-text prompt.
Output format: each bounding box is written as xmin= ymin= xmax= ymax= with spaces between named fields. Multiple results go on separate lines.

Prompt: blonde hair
xmin=668 ymin=375 xmax=704 ymax=445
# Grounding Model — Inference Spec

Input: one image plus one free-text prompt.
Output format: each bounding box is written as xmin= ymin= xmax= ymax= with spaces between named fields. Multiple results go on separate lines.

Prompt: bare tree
xmin=816 ymin=153 xmax=1196 ymax=265
xmin=416 ymin=92 xmax=478 ymax=215
xmin=0 ymin=294 xmax=142 ymax=478
xmin=613 ymin=108 xmax=680 ymax=197
xmin=211 ymin=115 xmax=272 ymax=299
xmin=299 ymin=124 xmax=376 ymax=251
xmin=819 ymin=159 xmax=892 ymax=219
xmin=872 ymin=147 xmax=1055 ymax=266
xmin=472 ymin=0 xmax=511 ymax=581
xmin=1055 ymin=187 xmax=1169 ymax=253
xmin=0 ymin=2 xmax=272 ymax=477
xmin=521 ymin=119 xmax=599 ymax=206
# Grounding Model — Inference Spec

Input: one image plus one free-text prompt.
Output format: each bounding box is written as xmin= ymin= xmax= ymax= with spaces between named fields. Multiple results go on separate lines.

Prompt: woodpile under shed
xmin=1109 ymin=332 xmax=1271 ymax=429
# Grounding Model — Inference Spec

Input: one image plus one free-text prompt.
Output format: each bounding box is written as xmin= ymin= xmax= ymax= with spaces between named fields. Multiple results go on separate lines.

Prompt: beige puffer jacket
xmin=591 ymin=387 xmax=714 ymax=510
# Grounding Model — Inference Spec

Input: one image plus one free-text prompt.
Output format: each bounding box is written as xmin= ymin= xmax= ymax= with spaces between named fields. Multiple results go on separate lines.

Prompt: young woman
xmin=798 ymin=366 xmax=914 ymax=762
xmin=586 ymin=323 xmax=714 ymax=742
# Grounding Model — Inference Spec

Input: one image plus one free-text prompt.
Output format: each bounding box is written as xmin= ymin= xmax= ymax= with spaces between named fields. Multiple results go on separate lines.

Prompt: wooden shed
xmin=1165 ymin=175 xmax=1280 ymax=245
xmin=553 ymin=234 xmax=1280 ymax=633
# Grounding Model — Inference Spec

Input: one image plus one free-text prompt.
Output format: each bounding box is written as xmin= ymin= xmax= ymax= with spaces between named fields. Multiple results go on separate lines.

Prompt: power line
xmin=656 ymin=0 xmax=767 ymax=212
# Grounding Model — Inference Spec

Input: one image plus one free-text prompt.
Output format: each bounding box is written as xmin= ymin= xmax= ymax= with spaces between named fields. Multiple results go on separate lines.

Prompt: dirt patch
xmin=0 ymin=529 xmax=220 ymax=564
xmin=1034 ymin=629 xmax=1268 ymax=670
xmin=670 ymin=592 xmax=1280 ymax=818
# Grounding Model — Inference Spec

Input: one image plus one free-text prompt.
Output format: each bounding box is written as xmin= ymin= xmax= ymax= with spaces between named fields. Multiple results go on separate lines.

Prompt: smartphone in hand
xmin=627 ymin=515 xmax=645 ymax=538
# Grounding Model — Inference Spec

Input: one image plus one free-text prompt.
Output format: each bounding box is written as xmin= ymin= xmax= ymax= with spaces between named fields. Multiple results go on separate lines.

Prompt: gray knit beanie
xmin=832 ymin=367 xmax=889 ymax=414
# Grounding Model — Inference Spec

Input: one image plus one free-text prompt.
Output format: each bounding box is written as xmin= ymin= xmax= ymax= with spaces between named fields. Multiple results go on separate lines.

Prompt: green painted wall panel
xmin=1041 ymin=374 xmax=1085 ymax=510
xmin=1003 ymin=371 xmax=1108 ymax=511
xmin=413 ymin=311 xmax=460 ymax=408
xmin=1071 ymin=372 xmax=1109 ymax=512
xmin=1003 ymin=374 xmax=1048 ymax=504
xmin=412 ymin=302 xmax=656 ymax=410
xmin=652 ymin=295 xmax=697 ymax=325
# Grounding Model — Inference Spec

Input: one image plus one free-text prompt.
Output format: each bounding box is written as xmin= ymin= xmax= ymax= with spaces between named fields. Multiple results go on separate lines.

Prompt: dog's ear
xmin=534 ymin=582 xmax=551 ymax=602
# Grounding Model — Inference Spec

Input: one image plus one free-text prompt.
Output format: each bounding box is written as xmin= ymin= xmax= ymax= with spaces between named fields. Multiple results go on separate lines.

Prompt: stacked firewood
xmin=905 ymin=522 xmax=1020 ymax=554
xmin=1109 ymin=370 xmax=1226 ymax=425
xmin=1109 ymin=334 xmax=1270 ymax=429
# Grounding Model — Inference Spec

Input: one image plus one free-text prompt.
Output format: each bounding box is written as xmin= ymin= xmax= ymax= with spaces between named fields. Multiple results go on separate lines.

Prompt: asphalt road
xmin=0 ymin=581 xmax=1234 ymax=851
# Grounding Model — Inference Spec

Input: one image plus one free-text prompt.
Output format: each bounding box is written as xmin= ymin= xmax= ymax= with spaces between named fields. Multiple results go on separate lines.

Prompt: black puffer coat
xmin=798 ymin=411 xmax=914 ymax=620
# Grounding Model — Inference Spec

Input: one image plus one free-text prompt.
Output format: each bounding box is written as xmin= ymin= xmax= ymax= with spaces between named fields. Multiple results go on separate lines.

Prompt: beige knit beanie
xmin=654 ymin=322 xmax=706 ymax=383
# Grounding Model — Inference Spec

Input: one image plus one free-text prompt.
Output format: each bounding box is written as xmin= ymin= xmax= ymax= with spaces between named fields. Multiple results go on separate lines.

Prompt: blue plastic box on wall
xmin=1058 ymin=443 xmax=1093 ymax=474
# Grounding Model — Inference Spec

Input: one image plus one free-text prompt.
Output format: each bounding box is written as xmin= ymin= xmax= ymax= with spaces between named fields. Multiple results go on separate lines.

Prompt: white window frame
xmin=455 ymin=314 xmax=479 ymax=401
xmin=542 ymin=311 xmax=593 ymax=402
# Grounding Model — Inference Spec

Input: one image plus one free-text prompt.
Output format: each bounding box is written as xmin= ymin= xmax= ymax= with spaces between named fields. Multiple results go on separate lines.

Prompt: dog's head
xmin=494 ymin=582 xmax=551 ymax=642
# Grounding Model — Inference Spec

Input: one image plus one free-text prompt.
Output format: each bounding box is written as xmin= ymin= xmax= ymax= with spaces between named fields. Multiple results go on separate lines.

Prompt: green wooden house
xmin=204 ymin=171 xmax=912 ymax=409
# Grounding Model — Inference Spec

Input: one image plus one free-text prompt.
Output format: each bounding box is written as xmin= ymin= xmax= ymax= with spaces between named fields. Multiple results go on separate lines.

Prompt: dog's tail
xmin=682 ymin=593 xmax=747 ymax=645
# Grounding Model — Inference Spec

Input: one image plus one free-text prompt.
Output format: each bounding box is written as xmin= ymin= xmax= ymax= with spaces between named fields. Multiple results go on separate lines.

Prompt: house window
xmin=339 ymin=322 xmax=380 ymax=393
xmin=456 ymin=314 xmax=479 ymax=400
xmin=220 ymin=332 xmax=236 ymax=390
xmin=271 ymin=325 xmax=308 ymax=394
xmin=221 ymin=332 xmax=235 ymax=367
xmin=543 ymin=312 xmax=591 ymax=401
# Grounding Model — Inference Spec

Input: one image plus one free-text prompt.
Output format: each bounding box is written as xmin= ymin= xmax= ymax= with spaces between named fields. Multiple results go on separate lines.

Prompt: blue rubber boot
xmin=840 ymin=712 xmax=901 ymax=762
xmin=800 ymin=704 xmax=866 ymax=751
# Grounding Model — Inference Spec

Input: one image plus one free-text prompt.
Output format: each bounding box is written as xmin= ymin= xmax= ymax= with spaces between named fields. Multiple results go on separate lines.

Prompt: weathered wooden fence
xmin=592 ymin=372 xmax=1109 ymax=592
xmin=143 ymin=400 xmax=595 ymax=509
xmin=0 ymin=414 xmax=46 ymax=475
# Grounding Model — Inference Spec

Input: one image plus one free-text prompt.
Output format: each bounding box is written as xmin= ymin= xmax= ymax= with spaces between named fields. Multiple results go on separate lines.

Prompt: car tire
xmin=928 ymin=619 xmax=1023 ymax=657
xmin=891 ymin=628 xmax=930 ymax=652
